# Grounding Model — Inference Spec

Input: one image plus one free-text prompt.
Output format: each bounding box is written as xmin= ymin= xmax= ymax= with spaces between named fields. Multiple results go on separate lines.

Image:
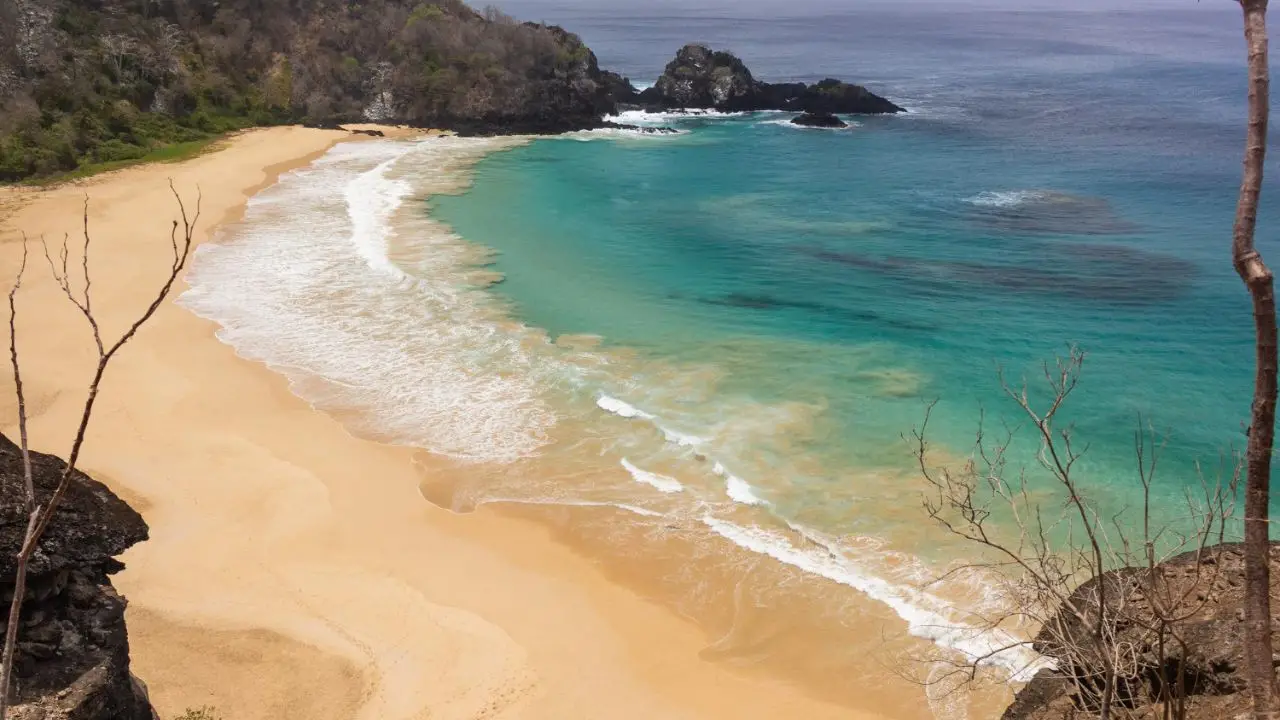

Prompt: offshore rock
xmin=642 ymin=44 xmax=904 ymax=114
xmin=791 ymin=112 xmax=848 ymax=128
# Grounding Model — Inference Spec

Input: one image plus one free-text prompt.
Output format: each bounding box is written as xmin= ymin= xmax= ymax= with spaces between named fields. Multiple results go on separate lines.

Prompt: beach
xmin=0 ymin=126 xmax=916 ymax=720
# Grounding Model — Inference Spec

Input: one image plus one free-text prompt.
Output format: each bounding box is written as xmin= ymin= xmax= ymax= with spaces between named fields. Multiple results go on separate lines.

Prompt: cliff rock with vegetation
xmin=0 ymin=435 xmax=154 ymax=720
xmin=628 ymin=44 xmax=904 ymax=114
xmin=0 ymin=0 xmax=618 ymax=179
xmin=1004 ymin=544 xmax=1280 ymax=720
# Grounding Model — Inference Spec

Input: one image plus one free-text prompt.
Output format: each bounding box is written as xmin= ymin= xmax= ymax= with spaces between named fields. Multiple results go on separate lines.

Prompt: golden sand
xmin=0 ymin=126 xmax=928 ymax=719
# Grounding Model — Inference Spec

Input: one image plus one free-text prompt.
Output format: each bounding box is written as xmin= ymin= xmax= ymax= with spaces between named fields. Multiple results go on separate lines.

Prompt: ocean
xmin=179 ymin=2 xmax=1278 ymax=717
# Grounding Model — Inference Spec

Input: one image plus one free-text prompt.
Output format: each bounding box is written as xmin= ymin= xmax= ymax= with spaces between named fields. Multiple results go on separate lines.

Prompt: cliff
xmin=0 ymin=2 xmax=907 ymax=181
xmin=0 ymin=0 xmax=619 ymax=179
xmin=629 ymin=44 xmax=904 ymax=114
xmin=1003 ymin=544 xmax=1280 ymax=720
xmin=0 ymin=435 xmax=155 ymax=720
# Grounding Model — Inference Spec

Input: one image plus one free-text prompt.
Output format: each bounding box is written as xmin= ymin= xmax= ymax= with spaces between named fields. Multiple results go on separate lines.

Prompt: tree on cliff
xmin=0 ymin=186 xmax=197 ymax=715
xmin=912 ymin=2 xmax=1280 ymax=716
xmin=910 ymin=350 xmax=1242 ymax=720
xmin=1230 ymin=1 xmax=1277 ymax=717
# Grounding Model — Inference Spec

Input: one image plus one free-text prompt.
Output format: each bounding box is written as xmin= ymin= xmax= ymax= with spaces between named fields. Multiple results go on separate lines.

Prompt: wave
xmin=621 ymin=458 xmax=685 ymax=494
xmin=964 ymin=190 xmax=1047 ymax=208
xmin=480 ymin=497 xmax=666 ymax=518
xmin=343 ymin=153 xmax=415 ymax=279
xmin=605 ymin=109 xmax=751 ymax=125
xmin=597 ymin=394 xmax=705 ymax=448
xmin=714 ymin=463 xmax=767 ymax=506
xmin=701 ymin=515 xmax=1047 ymax=680
xmin=181 ymin=137 xmax=560 ymax=463
xmin=597 ymin=394 xmax=654 ymax=419
xmin=564 ymin=127 xmax=689 ymax=141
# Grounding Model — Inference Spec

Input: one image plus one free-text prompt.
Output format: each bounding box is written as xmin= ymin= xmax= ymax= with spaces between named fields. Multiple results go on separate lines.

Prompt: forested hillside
xmin=0 ymin=0 xmax=616 ymax=180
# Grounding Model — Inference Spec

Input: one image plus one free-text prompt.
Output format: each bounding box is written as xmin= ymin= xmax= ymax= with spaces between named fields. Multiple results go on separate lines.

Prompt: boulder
xmin=1003 ymin=544 xmax=1275 ymax=720
xmin=652 ymin=44 xmax=760 ymax=110
xmin=0 ymin=435 xmax=155 ymax=720
xmin=792 ymin=78 xmax=905 ymax=115
xmin=791 ymin=112 xmax=848 ymax=128
xmin=643 ymin=44 xmax=903 ymax=115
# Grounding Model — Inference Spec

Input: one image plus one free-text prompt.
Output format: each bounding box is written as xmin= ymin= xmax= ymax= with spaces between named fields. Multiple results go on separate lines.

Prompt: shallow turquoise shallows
xmin=434 ymin=2 xmax=1280 ymax=532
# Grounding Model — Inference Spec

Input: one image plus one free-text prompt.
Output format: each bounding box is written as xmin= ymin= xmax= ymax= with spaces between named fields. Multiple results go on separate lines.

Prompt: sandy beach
xmin=0 ymin=126 xmax=919 ymax=720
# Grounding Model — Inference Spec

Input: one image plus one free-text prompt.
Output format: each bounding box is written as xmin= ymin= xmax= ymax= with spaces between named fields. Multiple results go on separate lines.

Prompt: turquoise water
xmin=180 ymin=2 xmax=1280 ymax=702
xmin=433 ymin=107 xmax=1251 ymax=524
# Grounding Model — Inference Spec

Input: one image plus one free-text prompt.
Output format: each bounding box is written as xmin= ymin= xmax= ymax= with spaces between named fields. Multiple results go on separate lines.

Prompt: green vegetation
xmin=0 ymin=0 xmax=613 ymax=183
xmin=24 ymin=136 xmax=223 ymax=186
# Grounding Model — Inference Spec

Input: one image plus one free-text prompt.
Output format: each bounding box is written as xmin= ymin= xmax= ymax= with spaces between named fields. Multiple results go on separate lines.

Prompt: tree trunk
xmin=1235 ymin=2 xmax=1278 ymax=718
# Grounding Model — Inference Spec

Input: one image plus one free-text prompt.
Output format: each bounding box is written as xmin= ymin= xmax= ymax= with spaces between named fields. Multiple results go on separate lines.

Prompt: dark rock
xmin=1002 ymin=544 xmax=1277 ymax=720
xmin=601 ymin=71 xmax=640 ymax=106
xmin=792 ymin=79 xmax=905 ymax=115
xmin=348 ymin=129 xmax=386 ymax=137
xmin=791 ymin=112 xmax=849 ymax=129
xmin=0 ymin=435 xmax=154 ymax=720
xmin=653 ymin=44 xmax=760 ymax=110
xmin=644 ymin=44 xmax=903 ymax=115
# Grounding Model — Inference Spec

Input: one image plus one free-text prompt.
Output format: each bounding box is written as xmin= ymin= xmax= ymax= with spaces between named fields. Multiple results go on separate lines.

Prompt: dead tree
xmin=1231 ymin=2 xmax=1278 ymax=718
xmin=0 ymin=184 xmax=199 ymax=715
xmin=909 ymin=349 xmax=1240 ymax=719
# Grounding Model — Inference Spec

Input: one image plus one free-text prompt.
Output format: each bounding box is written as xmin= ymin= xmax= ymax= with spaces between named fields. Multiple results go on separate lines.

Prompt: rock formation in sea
xmin=627 ymin=44 xmax=904 ymax=114
xmin=0 ymin=1 xmax=906 ymax=180
xmin=0 ymin=435 xmax=155 ymax=720
xmin=791 ymin=112 xmax=849 ymax=128
xmin=1003 ymin=544 xmax=1278 ymax=720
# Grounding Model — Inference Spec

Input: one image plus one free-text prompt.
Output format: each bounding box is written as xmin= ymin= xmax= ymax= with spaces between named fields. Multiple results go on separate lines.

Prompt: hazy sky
xmin=491 ymin=0 xmax=1230 ymax=13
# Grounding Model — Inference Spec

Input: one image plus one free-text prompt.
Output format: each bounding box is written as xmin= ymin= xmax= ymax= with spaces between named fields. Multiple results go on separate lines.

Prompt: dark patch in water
xmin=697 ymin=293 xmax=939 ymax=333
xmin=801 ymin=241 xmax=1197 ymax=305
xmin=967 ymin=191 xmax=1142 ymax=236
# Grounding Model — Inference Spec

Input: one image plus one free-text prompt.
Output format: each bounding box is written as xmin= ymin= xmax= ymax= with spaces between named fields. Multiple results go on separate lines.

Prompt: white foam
xmin=621 ymin=458 xmax=684 ymax=494
xmin=701 ymin=515 xmax=1048 ymax=680
xmin=605 ymin=109 xmax=749 ymax=125
xmin=965 ymin=190 xmax=1047 ymax=208
xmin=483 ymin=497 xmax=665 ymax=518
xmin=564 ymin=127 xmax=688 ymax=141
xmin=659 ymin=426 xmax=704 ymax=448
xmin=597 ymin=394 xmax=654 ymax=420
xmin=181 ymin=137 xmax=560 ymax=463
xmin=343 ymin=154 xmax=414 ymax=278
xmin=714 ymin=462 xmax=767 ymax=506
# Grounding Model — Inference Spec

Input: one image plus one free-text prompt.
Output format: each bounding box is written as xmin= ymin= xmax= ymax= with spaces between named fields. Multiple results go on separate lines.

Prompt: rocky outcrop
xmin=1003 ymin=544 xmax=1278 ymax=720
xmin=791 ymin=112 xmax=848 ymax=128
xmin=792 ymin=78 xmax=904 ymax=115
xmin=0 ymin=435 xmax=154 ymax=720
xmin=630 ymin=44 xmax=904 ymax=115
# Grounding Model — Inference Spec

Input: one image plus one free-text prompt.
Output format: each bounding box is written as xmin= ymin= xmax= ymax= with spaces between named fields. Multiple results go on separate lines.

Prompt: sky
xmin=491 ymin=0 xmax=1230 ymax=11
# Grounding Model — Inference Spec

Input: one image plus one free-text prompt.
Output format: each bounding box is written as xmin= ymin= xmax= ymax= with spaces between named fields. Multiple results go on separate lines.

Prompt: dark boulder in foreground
xmin=0 ymin=435 xmax=155 ymax=720
xmin=1003 ymin=544 xmax=1278 ymax=720
xmin=791 ymin=112 xmax=849 ymax=128
xmin=628 ymin=44 xmax=904 ymax=115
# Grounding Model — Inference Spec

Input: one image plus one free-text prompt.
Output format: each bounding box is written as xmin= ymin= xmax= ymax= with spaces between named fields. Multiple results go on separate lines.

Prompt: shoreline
xmin=0 ymin=126 xmax=918 ymax=719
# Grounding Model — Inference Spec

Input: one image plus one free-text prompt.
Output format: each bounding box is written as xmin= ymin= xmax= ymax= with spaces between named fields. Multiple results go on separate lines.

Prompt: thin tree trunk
xmin=1235 ymin=2 xmax=1278 ymax=718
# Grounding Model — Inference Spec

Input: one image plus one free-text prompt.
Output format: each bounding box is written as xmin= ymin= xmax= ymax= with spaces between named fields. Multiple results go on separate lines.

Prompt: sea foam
xmin=714 ymin=463 xmax=767 ymax=505
xmin=597 ymin=394 xmax=654 ymax=419
xmin=965 ymin=189 xmax=1047 ymax=208
xmin=181 ymin=137 xmax=559 ymax=463
xmin=621 ymin=458 xmax=685 ymax=494
xmin=701 ymin=515 xmax=1046 ymax=680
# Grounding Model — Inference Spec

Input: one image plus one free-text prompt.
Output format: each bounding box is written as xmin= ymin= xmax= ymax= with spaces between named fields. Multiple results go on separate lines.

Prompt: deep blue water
xmin=431 ymin=2 xmax=1280 ymax=544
